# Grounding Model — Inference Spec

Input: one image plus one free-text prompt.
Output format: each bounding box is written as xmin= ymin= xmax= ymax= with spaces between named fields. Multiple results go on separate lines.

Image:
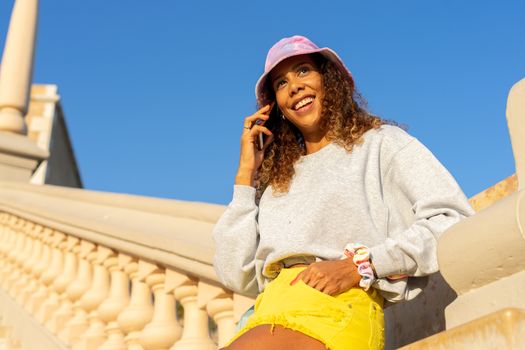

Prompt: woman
xmin=213 ymin=35 xmax=473 ymax=350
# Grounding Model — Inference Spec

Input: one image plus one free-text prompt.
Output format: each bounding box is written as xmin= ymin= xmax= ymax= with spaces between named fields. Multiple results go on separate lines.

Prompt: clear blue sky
xmin=1 ymin=1 xmax=524 ymax=204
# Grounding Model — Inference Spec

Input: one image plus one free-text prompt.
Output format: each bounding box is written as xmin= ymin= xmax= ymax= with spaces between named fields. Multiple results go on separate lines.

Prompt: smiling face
xmin=270 ymin=54 xmax=325 ymax=139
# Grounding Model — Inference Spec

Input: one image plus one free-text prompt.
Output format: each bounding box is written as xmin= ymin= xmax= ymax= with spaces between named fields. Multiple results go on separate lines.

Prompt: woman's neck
xmin=304 ymin=136 xmax=331 ymax=155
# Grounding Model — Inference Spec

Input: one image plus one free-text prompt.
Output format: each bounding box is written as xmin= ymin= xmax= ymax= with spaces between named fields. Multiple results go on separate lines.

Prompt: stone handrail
xmin=0 ymin=147 xmax=521 ymax=350
xmin=0 ymin=181 xmax=255 ymax=349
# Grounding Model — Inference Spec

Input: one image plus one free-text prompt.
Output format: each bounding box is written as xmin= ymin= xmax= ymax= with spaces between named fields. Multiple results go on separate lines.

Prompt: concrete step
xmin=400 ymin=308 xmax=525 ymax=350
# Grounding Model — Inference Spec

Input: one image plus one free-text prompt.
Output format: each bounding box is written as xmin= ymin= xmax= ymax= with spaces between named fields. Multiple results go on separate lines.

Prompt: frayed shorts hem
xmin=224 ymin=267 xmax=385 ymax=350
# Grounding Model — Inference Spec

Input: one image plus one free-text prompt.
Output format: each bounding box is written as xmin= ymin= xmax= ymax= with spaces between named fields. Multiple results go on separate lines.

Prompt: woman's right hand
xmin=235 ymin=104 xmax=275 ymax=186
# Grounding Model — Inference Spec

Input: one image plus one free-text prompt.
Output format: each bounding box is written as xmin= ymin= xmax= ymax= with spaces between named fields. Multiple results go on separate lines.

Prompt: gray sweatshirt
xmin=213 ymin=125 xmax=474 ymax=302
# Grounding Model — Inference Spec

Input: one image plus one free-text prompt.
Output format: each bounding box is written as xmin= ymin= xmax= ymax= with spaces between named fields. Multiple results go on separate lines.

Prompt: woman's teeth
xmin=294 ymin=97 xmax=314 ymax=110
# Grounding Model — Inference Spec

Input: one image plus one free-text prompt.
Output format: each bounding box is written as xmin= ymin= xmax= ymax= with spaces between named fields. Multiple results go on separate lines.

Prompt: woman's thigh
xmin=222 ymin=324 xmax=326 ymax=350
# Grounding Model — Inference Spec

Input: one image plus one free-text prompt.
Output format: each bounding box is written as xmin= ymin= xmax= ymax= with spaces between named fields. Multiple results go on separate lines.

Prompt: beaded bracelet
xmin=343 ymin=243 xmax=376 ymax=291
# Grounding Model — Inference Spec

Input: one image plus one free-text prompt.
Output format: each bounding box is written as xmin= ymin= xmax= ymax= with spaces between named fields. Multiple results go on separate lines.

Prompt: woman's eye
xmin=298 ymin=66 xmax=310 ymax=76
xmin=276 ymin=80 xmax=287 ymax=89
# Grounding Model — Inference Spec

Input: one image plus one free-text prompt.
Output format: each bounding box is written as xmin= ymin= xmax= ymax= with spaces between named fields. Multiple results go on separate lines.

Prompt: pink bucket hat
xmin=255 ymin=35 xmax=353 ymax=103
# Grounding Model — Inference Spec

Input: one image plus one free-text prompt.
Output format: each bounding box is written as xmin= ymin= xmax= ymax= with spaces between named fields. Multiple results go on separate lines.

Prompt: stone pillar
xmin=506 ymin=78 xmax=525 ymax=190
xmin=438 ymin=77 xmax=525 ymax=329
xmin=0 ymin=0 xmax=48 ymax=182
xmin=0 ymin=0 xmax=38 ymax=134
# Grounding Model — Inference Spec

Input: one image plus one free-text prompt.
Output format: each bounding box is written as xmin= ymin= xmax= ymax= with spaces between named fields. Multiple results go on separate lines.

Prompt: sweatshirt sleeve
xmin=370 ymin=138 xmax=474 ymax=281
xmin=213 ymin=185 xmax=260 ymax=296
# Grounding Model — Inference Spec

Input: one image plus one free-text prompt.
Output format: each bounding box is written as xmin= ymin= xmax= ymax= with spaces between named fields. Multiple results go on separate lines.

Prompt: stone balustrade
xmin=0 ymin=175 xmax=520 ymax=350
xmin=0 ymin=181 xmax=253 ymax=350
xmin=1 ymin=80 xmax=524 ymax=350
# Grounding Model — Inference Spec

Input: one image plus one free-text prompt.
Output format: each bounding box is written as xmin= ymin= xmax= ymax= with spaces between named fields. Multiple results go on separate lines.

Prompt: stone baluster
xmin=0 ymin=216 xmax=8 ymax=277
xmin=16 ymin=223 xmax=43 ymax=304
xmin=8 ymin=217 xmax=28 ymax=296
xmin=0 ymin=213 xmax=7 ymax=265
xmin=118 ymin=259 xmax=155 ymax=350
xmin=97 ymin=253 xmax=131 ymax=350
xmin=0 ymin=211 xmax=6 ymax=227
xmin=0 ymin=214 xmax=18 ymax=278
xmin=59 ymin=240 xmax=96 ymax=344
xmin=6 ymin=219 xmax=28 ymax=292
xmin=0 ymin=212 xmax=7 ymax=245
xmin=0 ymin=212 xmax=9 ymax=228
xmin=20 ymin=223 xmax=42 ymax=274
xmin=0 ymin=0 xmax=39 ymax=134
xmin=26 ymin=227 xmax=53 ymax=313
xmin=49 ymin=240 xmax=82 ymax=333
xmin=198 ymin=282 xmax=235 ymax=348
xmin=0 ymin=213 xmax=10 ymax=276
xmin=171 ymin=270 xmax=215 ymax=350
xmin=73 ymin=246 xmax=113 ymax=350
xmin=4 ymin=217 xmax=26 ymax=290
xmin=138 ymin=263 xmax=182 ymax=350
xmin=18 ymin=219 xmax=35 ymax=260
xmin=35 ymin=231 xmax=66 ymax=323
xmin=46 ymin=236 xmax=80 ymax=332
xmin=2 ymin=217 xmax=25 ymax=290
xmin=7 ymin=220 xmax=34 ymax=296
xmin=0 ymin=215 xmax=18 ymax=283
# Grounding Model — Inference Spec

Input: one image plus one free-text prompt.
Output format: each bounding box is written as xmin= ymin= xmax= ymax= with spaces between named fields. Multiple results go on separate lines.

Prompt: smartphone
xmin=255 ymin=103 xmax=277 ymax=151
xmin=255 ymin=119 xmax=265 ymax=151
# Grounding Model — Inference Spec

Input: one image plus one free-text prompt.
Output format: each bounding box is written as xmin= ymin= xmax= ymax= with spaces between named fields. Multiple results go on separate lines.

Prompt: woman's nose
xmin=288 ymin=80 xmax=304 ymax=96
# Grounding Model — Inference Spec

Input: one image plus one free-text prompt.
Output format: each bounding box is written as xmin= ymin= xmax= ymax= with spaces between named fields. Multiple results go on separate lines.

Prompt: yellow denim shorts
xmin=226 ymin=267 xmax=385 ymax=350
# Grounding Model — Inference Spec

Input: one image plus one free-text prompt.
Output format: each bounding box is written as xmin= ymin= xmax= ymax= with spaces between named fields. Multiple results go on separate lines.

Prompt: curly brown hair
xmin=255 ymin=53 xmax=386 ymax=200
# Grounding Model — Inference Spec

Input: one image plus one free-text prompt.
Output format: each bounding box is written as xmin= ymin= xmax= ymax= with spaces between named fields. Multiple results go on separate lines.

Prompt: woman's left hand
xmin=290 ymin=259 xmax=362 ymax=296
